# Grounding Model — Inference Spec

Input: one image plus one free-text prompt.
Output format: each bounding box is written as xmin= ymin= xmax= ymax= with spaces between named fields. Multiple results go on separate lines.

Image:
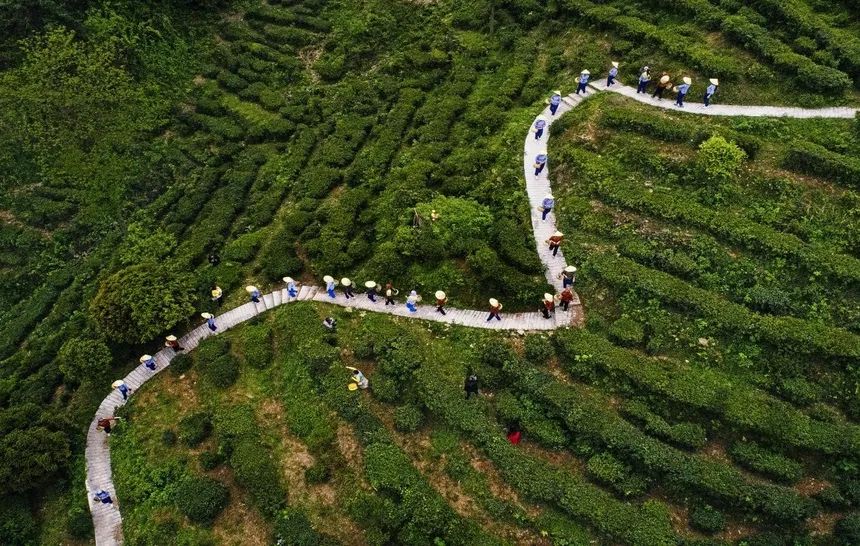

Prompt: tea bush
xmin=178 ymin=412 xmax=212 ymax=447
xmin=175 ymin=475 xmax=229 ymax=525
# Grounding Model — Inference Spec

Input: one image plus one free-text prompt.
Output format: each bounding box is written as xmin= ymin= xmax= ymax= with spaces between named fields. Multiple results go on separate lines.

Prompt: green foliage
xmin=175 ymin=475 xmax=229 ymax=525
xmin=622 ymin=401 xmax=707 ymax=450
xmin=120 ymin=223 xmax=177 ymax=266
xmin=66 ymin=504 xmax=93 ymax=539
xmin=690 ymin=504 xmax=725 ymax=534
xmin=729 ymin=441 xmax=803 ymax=484
xmin=204 ymin=354 xmax=240 ymax=388
xmin=0 ymin=428 xmax=70 ymax=495
xmin=273 ymin=507 xmax=337 ymax=546
xmin=90 ymin=263 xmax=196 ymax=344
xmin=229 ymin=441 xmax=286 ymax=517
xmin=608 ymin=317 xmax=645 ymax=347
xmin=197 ymin=335 xmax=231 ymax=364
xmin=235 ymin=322 xmax=273 ymax=369
xmin=783 ymin=141 xmax=860 ymax=189
xmin=304 ymin=462 xmax=331 ymax=484
xmin=835 ymin=514 xmax=860 ymax=546
xmin=0 ymin=497 xmax=37 ymax=546
xmin=414 ymin=196 xmax=494 ymax=256
xmin=523 ymin=335 xmax=554 ymax=363
xmin=199 ymin=450 xmax=226 ymax=471
xmin=170 ymin=352 xmax=194 ymax=375
xmin=56 ymin=337 xmax=112 ymax=384
xmin=586 ymin=452 xmax=650 ymax=497
xmin=393 ymin=404 xmax=424 ymax=432
xmin=695 ymin=136 xmax=746 ymax=187
xmin=178 ymin=412 xmax=212 ymax=447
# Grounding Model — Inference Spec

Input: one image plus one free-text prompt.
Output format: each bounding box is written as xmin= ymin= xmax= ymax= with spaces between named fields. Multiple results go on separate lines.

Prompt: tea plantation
xmin=0 ymin=0 xmax=859 ymax=544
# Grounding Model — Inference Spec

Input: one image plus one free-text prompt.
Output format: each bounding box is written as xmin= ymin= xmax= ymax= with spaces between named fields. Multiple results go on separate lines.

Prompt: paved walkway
xmin=85 ymin=83 xmax=857 ymax=544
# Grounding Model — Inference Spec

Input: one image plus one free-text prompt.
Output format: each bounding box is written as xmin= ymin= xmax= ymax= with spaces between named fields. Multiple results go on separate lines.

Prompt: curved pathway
xmin=85 ymin=83 xmax=858 ymax=545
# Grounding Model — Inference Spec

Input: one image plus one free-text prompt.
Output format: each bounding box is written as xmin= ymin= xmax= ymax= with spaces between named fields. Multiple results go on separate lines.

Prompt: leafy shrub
xmin=608 ymin=317 xmax=645 ymax=347
xmin=66 ymin=504 xmax=92 ymax=539
xmin=305 ymin=462 xmax=331 ymax=484
xmin=229 ymin=441 xmax=286 ymax=517
xmin=179 ymin=412 xmax=212 ymax=447
xmin=235 ymin=323 xmax=273 ymax=369
xmin=695 ymin=136 xmax=746 ymax=187
xmin=199 ymin=450 xmax=226 ymax=471
xmin=56 ymin=337 xmax=112 ymax=384
xmin=204 ymin=354 xmax=240 ymax=388
xmin=414 ymin=196 xmax=494 ymax=256
xmin=0 ymin=428 xmax=70 ymax=494
xmin=783 ymin=141 xmax=860 ymax=189
xmin=623 ymin=401 xmax=707 ymax=450
xmin=0 ymin=497 xmax=37 ymax=546
xmin=161 ymin=429 xmax=177 ymax=447
xmin=273 ymin=508 xmax=336 ymax=546
xmin=586 ymin=453 xmax=650 ymax=497
xmin=197 ymin=335 xmax=230 ymax=364
xmin=169 ymin=353 xmax=193 ymax=375
xmin=835 ymin=514 xmax=860 ymax=545
xmin=523 ymin=335 xmax=554 ymax=363
xmin=175 ymin=475 xmax=229 ymax=524
xmin=729 ymin=441 xmax=803 ymax=484
xmin=690 ymin=504 xmax=725 ymax=533
xmin=393 ymin=404 xmax=423 ymax=432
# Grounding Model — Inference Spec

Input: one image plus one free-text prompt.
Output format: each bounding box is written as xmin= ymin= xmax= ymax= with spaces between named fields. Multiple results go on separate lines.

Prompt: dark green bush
xmin=179 ymin=412 xmax=212 ymax=447
xmin=199 ymin=450 xmax=226 ymax=471
xmin=608 ymin=317 xmax=645 ymax=347
xmin=175 ymin=475 xmax=230 ymax=525
xmin=205 ymin=354 xmax=240 ymax=388
xmin=622 ymin=401 xmax=707 ymax=450
xmin=230 ymin=441 xmax=286 ymax=517
xmin=393 ymin=404 xmax=423 ymax=432
xmin=170 ymin=352 xmax=193 ymax=375
xmin=196 ymin=333 xmax=231 ymax=364
xmin=586 ymin=452 xmax=650 ymax=498
xmin=305 ymin=462 xmax=331 ymax=484
xmin=236 ymin=323 xmax=273 ymax=369
xmin=0 ymin=498 xmax=37 ymax=546
xmin=690 ymin=504 xmax=725 ymax=533
xmin=161 ymin=429 xmax=177 ymax=447
xmin=523 ymin=335 xmax=554 ymax=363
xmin=273 ymin=508 xmax=336 ymax=546
xmin=729 ymin=441 xmax=803 ymax=484
xmin=783 ymin=141 xmax=860 ymax=189
xmin=66 ymin=504 xmax=92 ymax=539
xmin=835 ymin=514 xmax=860 ymax=545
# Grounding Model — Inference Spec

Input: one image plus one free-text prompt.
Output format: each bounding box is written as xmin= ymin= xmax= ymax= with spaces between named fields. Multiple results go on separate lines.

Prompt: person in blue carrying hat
xmin=202 ymin=312 xmax=217 ymax=332
xmin=112 ymin=380 xmax=131 ymax=401
xmin=607 ymin=61 xmax=619 ymax=87
xmin=576 ymin=70 xmax=590 ymax=94
xmin=246 ymin=285 xmax=261 ymax=303
xmin=534 ymin=116 xmax=547 ymax=140
xmin=283 ymin=276 xmax=299 ymax=299
xmin=140 ymin=354 xmax=156 ymax=371
xmin=324 ymin=276 xmax=337 ymax=299
xmin=675 ymin=77 xmax=691 ymax=107
xmin=703 ymin=78 xmax=718 ymax=107
xmin=534 ymin=153 xmax=547 ymax=176
xmin=548 ymin=90 xmax=562 ymax=115
xmin=406 ymin=290 xmax=420 ymax=313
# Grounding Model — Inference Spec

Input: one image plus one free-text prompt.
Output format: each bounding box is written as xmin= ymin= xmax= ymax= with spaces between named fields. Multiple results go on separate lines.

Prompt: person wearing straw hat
xmin=435 ymin=291 xmax=448 ymax=315
xmin=576 ymin=70 xmax=590 ymax=95
xmin=675 ymin=77 xmax=692 ymax=107
xmin=112 ymin=380 xmax=131 ymax=401
xmin=324 ymin=276 xmax=337 ymax=299
xmin=202 ymin=312 xmax=217 ymax=332
xmin=559 ymin=287 xmax=575 ymax=312
xmin=541 ymin=293 xmax=556 ymax=319
xmin=406 ymin=290 xmax=420 ymax=313
xmin=652 ymin=73 xmax=672 ymax=100
xmin=342 ymin=278 xmax=354 ymax=299
xmin=534 ymin=153 xmax=547 ymax=176
xmin=211 ymin=285 xmax=223 ymax=307
xmin=559 ymin=265 xmax=577 ymax=288
xmin=546 ymin=231 xmax=564 ymax=257
xmin=703 ymin=78 xmax=718 ymax=107
xmin=97 ymin=416 xmax=121 ymax=435
xmin=246 ymin=285 xmax=261 ymax=303
xmin=486 ymin=298 xmax=503 ymax=321
xmin=93 ymin=489 xmax=114 ymax=505
xmin=140 ymin=354 xmax=156 ymax=371
xmin=384 ymin=282 xmax=397 ymax=306
xmin=607 ymin=61 xmax=619 ymax=87
xmin=165 ymin=335 xmax=184 ymax=352
xmin=637 ymin=67 xmax=651 ymax=93
xmin=346 ymin=366 xmax=369 ymax=389
xmin=540 ymin=193 xmax=554 ymax=221
xmin=365 ymin=280 xmax=378 ymax=302
xmin=548 ymin=90 xmax=562 ymax=115
xmin=533 ymin=116 xmax=547 ymax=140
xmin=283 ymin=276 xmax=298 ymax=299
xmin=323 ymin=317 xmax=336 ymax=331
xmin=464 ymin=373 xmax=479 ymax=399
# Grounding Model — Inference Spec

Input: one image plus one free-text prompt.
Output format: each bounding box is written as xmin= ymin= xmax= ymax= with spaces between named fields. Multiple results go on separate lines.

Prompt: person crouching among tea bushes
xmin=675 ymin=77 xmax=692 ymax=107
xmin=548 ymin=90 xmax=562 ymax=115
xmin=347 ymin=366 xmax=369 ymax=390
xmin=704 ymin=78 xmax=718 ymax=107
xmin=464 ymin=373 xmax=479 ymax=399
xmin=607 ymin=61 xmax=619 ymax=87
xmin=211 ymin=285 xmax=223 ymax=307
xmin=534 ymin=116 xmax=547 ymax=140
xmin=576 ymin=70 xmax=590 ymax=94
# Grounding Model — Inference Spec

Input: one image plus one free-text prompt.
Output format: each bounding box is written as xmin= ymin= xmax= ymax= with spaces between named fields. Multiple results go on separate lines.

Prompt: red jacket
xmin=507 ymin=431 xmax=521 ymax=445
xmin=560 ymin=290 xmax=574 ymax=302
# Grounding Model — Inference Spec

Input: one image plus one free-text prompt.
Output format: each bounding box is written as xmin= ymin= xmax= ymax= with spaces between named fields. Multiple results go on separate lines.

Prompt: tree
xmin=90 ymin=263 xmax=195 ymax=344
xmin=0 ymin=428 xmax=70 ymax=494
xmin=695 ymin=135 xmax=746 ymax=187
xmin=56 ymin=337 xmax=112 ymax=384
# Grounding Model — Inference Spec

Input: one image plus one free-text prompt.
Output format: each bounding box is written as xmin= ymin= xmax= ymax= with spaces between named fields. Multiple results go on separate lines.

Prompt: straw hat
xmin=553 ymin=231 xmax=563 ymax=238
xmin=347 ymin=383 xmax=359 ymax=391
xmin=709 ymin=78 xmax=719 ymax=85
xmin=365 ymin=280 xmax=376 ymax=289
xmin=435 ymin=290 xmax=446 ymax=300
xmin=611 ymin=61 xmax=619 ymax=68
xmin=341 ymin=278 xmax=352 ymax=287
xmin=166 ymin=335 xmax=177 ymax=342
xmin=201 ymin=312 xmax=213 ymax=319
xmin=682 ymin=76 xmax=692 ymax=85
xmin=323 ymin=275 xmax=334 ymax=284
xmin=581 ymin=69 xmax=590 ymax=75
xmin=660 ymin=75 xmax=670 ymax=84
xmin=643 ymin=66 xmax=650 ymax=70
xmin=489 ymin=298 xmax=499 ymax=307
xmin=139 ymin=355 xmax=152 ymax=363
xmin=211 ymin=288 xmax=222 ymax=297
xmin=112 ymin=380 xmax=124 ymax=389
xmin=282 ymin=276 xmax=295 ymax=284
xmin=245 ymin=285 xmax=258 ymax=293
xmin=564 ymin=265 xmax=577 ymax=273
xmin=544 ymin=193 xmax=553 ymax=200
xmin=544 ymin=293 xmax=554 ymax=302
xmin=553 ymin=89 xmax=561 ymax=95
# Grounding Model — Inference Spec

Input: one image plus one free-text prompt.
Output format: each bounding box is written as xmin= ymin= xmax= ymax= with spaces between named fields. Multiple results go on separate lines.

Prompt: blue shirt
xmin=535 ymin=119 xmax=546 ymax=130
xmin=95 ymin=490 xmax=111 ymax=503
xmin=542 ymin=198 xmax=554 ymax=209
xmin=677 ymin=83 xmax=690 ymax=94
xmin=579 ymin=74 xmax=590 ymax=84
xmin=609 ymin=67 xmax=618 ymax=76
xmin=326 ymin=281 xmax=335 ymax=291
xmin=287 ymin=281 xmax=296 ymax=291
xmin=550 ymin=94 xmax=561 ymax=105
xmin=536 ymin=154 xmax=547 ymax=164
xmin=207 ymin=317 xmax=216 ymax=327
xmin=706 ymin=84 xmax=716 ymax=95
xmin=118 ymin=384 xmax=129 ymax=395
xmin=251 ymin=290 xmax=260 ymax=298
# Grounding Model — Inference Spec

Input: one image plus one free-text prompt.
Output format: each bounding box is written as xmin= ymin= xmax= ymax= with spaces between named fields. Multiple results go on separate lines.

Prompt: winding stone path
xmin=84 ymin=81 xmax=858 ymax=544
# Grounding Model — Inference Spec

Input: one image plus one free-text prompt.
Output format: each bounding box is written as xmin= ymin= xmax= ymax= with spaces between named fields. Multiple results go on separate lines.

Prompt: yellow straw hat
xmin=348 ymin=383 xmax=359 ymax=391
xmin=544 ymin=293 xmax=554 ymax=302
xmin=112 ymin=380 xmax=124 ymax=389
xmin=581 ymin=69 xmax=590 ymax=75
xmin=553 ymin=231 xmax=563 ymax=238
xmin=709 ymin=78 xmax=719 ymax=85
xmin=166 ymin=335 xmax=177 ymax=342
xmin=211 ymin=288 xmax=222 ymax=297
xmin=435 ymin=290 xmax=446 ymax=300
xmin=660 ymin=75 xmax=670 ymax=84
xmin=282 ymin=276 xmax=295 ymax=284
xmin=564 ymin=265 xmax=577 ymax=273
xmin=365 ymin=280 xmax=377 ymax=289
xmin=245 ymin=285 xmax=258 ymax=293
xmin=553 ymin=89 xmax=561 ymax=95
xmin=341 ymin=278 xmax=352 ymax=286
xmin=682 ymin=76 xmax=692 ymax=85
xmin=611 ymin=61 xmax=619 ymax=68
xmin=489 ymin=298 xmax=499 ymax=307
xmin=323 ymin=275 xmax=334 ymax=284
xmin=201 ymin=312 xmax=214 ymax=319
xmin=139 ymin=355 xmax=152 ymax=363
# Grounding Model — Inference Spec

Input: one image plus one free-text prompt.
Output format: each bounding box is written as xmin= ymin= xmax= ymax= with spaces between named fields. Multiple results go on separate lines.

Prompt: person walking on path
xmin=637 ymin=67 xmax=651 ymax=94
xmin=534 ymin=116 xmax=547 ymax=140
xmin=675 ymin=77 xmax=691 ymax=107
xmin=607 ymin=61 xmax=619 ymax=86
xmin=202 ymin=312 xmax=217 ymax=332
xmin=559 ymin=265 xmax=577 ymax=288
xmin=541 ymin=293 xmax=556 ymax=319
xmin=324 ymin=276 xmax=337 ymax=299
xmin=211 ymin=285 xmax=223 ymax=307
xmin=140 ymin=354 xmax=156 ymax=371
xmin=165 ymin=335 xmax=184 ymax=352
xmin=406 ymin=290 xmax=420 ymax=313
xmin=540 ymin=194 xmax=554 ymax=220
xmin=365 ymin=281 xmax=378 ymax=302
xmin=487 ymin=298 xmax=503 ymax=321
xmin=559 ymin=287 xmax=574 ymax=312
xmin=464 ymin=373 xmax=479 ymax=399
xmin=246 ymin=285 xmax=261 ymax=303
xmin=323 ymin=317 xmax=336 ymax=331
xmin=703 ymin=78 xmax=718 ymax=107
xmin=93 ymin=489 xmax=114 ymax=505
xmin=342 ymin=278 xmax=354 ymax=299
xmin=652 ymin=73 xmax=671 ymax=100
xmin=548 ymin=90 xmax=562 ymax=115
xmin=534 ymin=153 xmax=547 ymax=176
xmin=347 ymin=367 xmax=369 ymax=390
xmin=576 ymin=70 xmax=590 ymax=94
xmin=283 ymin=276 xmax=299 ymax=299
xmin=97 ymin=416 xmax=121 ymax=435
xmin=547 ymin=231 xmax=564 ymax=257
xmin=112 ymin=380 xmax=131 ymax=401
xmin=435 ymin=291 xmax=448 ymax=315
xmin=384 ymin=283 xmax=397 ymax=306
